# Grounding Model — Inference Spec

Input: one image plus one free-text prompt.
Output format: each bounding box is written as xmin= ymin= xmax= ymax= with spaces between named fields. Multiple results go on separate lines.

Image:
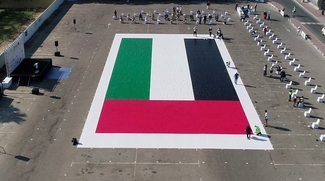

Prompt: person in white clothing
xmin=297 ymin=26 xmax=301 ymax=36
xmin=264 ymin=110 xmax=269 ymax=127
xmin=193 ymin=26 xmax=197 ymax=37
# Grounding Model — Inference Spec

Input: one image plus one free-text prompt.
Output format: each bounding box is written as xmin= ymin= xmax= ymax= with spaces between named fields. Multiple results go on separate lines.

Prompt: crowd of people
xmin=112 ymin=5 xmax=232 ymax=26
xmin=263 ymin=62 xmax=286 ymax=82
xmin=112 ymin=5 xmax=232 ymax=40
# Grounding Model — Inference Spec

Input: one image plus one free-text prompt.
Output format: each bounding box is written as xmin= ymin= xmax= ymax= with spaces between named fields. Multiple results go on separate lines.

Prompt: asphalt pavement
xmin=1 ymin=1 xmax=325 ymax=181
xmin=272 ymin=0 xmax=325 ymax=45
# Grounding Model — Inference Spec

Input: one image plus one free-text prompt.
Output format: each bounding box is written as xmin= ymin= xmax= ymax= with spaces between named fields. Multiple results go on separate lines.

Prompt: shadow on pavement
xmin=267 ymin=125 xmax=291 ymax=131
xmin=0 ymin=146 xmax=30 ymax=162
xmin=251 ymin=136 xmax=267 ymax=141
xmin=14 ymin=155 xmax=30 ymax=162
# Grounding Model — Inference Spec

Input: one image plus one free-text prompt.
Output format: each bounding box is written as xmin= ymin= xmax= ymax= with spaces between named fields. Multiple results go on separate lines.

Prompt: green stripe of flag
xmin=106 ymin=38 xmax=152 ymax=100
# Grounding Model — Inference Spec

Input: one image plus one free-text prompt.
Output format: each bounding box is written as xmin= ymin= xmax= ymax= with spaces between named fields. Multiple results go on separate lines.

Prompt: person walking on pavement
xmin=235 ymin=2 xmax=238 ymax=10
xmin=234 ymin=72 xmax=239 ymax=84
xmin=245 ymin=125 xmax=252 ymax=139
xmin=209 ymin=27 xmax=212 ymax=37
xmin=288 ymin=88 xmax=293 ymax=101
xmin=114 ymin=10 xmax=117 ymax=18
xmin=193 ymin=26 xmax=197 ymax=37
xmin=293 ymin=96 xmax=297 ymax=107
xmin=264 ymin=110 xmax=269 ymax=127
xmin=263 ymin=64 xmax=267 ymax=76
xmin=297 ymin=26 xmax=301 ymax=36
xmin=254 ymin=3 xmax=257 ymax=12
xmin=255 ymin=125 xmax=262 ymax=136
xmin=263 ymin=27 xmax=267 ymax=35
xmin=292 ymin=6 xmax=296 ymax=17
xmin=269 ymin=66 xmax=274 ymax=77
xmin=280 ymin=70 xmax=286 ymax=82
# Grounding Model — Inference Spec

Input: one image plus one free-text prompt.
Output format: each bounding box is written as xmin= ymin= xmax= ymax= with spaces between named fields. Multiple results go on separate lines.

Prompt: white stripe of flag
xmin=150 ymin=35 xmax=194 ymax=100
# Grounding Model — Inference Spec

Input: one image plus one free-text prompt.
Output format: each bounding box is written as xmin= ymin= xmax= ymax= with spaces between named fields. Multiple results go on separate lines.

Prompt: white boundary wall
xmin=0 ymin=0 xmax=64 ymax=70
xmin=22 ymin=0 xmax=64 ymax=43
xmin=4 ymin=35 xmax=25 ymax=76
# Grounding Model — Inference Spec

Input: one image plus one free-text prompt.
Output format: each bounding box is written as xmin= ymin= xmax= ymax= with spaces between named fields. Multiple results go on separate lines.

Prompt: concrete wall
xmin=22 ymin=0 xmax=64 ymax=43
xmin=0 ymin=0 xmax=55 ymax=9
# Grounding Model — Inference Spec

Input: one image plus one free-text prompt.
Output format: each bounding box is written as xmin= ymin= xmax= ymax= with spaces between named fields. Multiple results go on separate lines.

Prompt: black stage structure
xmin=10 ymin=58 xmax=52 ymax=86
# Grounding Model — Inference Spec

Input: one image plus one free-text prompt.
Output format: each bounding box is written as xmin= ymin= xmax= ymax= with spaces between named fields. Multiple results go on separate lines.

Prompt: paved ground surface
xmin=289 ymin=17 xmax=325 ymax=56
xmin=269 ymin=0 xmax=325 ymax=56
xmin=270 ymin=0 xmax=325 ymax=48
xmin=293 ymin=0 xmax=325 ymax=25
xmin=1 ymin=1 xmax=325 ymax=181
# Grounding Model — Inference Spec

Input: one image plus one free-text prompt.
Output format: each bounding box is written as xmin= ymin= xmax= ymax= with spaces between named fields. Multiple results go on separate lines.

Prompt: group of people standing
xmin=288 ymin=88 xmax=304 ymax=107
xmin=114 ymin=8 xmax=224 ymax=25
xmin=192 ymin=10 xmax=214 ymax=25
xmin=193 ymin=26 xmax=224 ymax=39
xmin=263 ymin=63 xmax=286 ymax=81
xmin=113 ymin=4 xmax=232 ymax=26
xmin=263 ymin=11 xmax=271 ymax=20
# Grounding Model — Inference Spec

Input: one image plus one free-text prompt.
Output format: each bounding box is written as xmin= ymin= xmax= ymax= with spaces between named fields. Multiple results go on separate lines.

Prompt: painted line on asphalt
xmin=133 ymin=149 xmax=138 ymax=179
xmin=274 ymin=163 xmax=325 ymax=166
xmin=0 ymin=132 xmax=15 ymax=134
xmin=270 ymin=121 xmax=306 ymax=123
xmin=70 ymin=160 xmax=200 ymax=167
xmin=300 ymin=22 xmax=323 ymax=25
xmin=275 ymin=148 xmax=325 ymax=150
xmin=269 ymin=134 xmax=312 ymax=136
xmin=283 ymin=25 xmax=291 ymax=32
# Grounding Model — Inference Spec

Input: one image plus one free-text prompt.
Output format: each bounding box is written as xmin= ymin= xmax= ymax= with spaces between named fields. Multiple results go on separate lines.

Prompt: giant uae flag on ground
xmin=80 ymin=34 xmax=273 ymax=149
xmin=96 ymin=35 xmax=248 ymax=134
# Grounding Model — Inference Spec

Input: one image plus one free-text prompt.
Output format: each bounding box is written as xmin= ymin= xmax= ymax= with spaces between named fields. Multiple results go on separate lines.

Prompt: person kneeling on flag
xmin=226 ymin=61 xmax=230 ymax=67
xmin=255 ymin=125 xmax=262 ymax=136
